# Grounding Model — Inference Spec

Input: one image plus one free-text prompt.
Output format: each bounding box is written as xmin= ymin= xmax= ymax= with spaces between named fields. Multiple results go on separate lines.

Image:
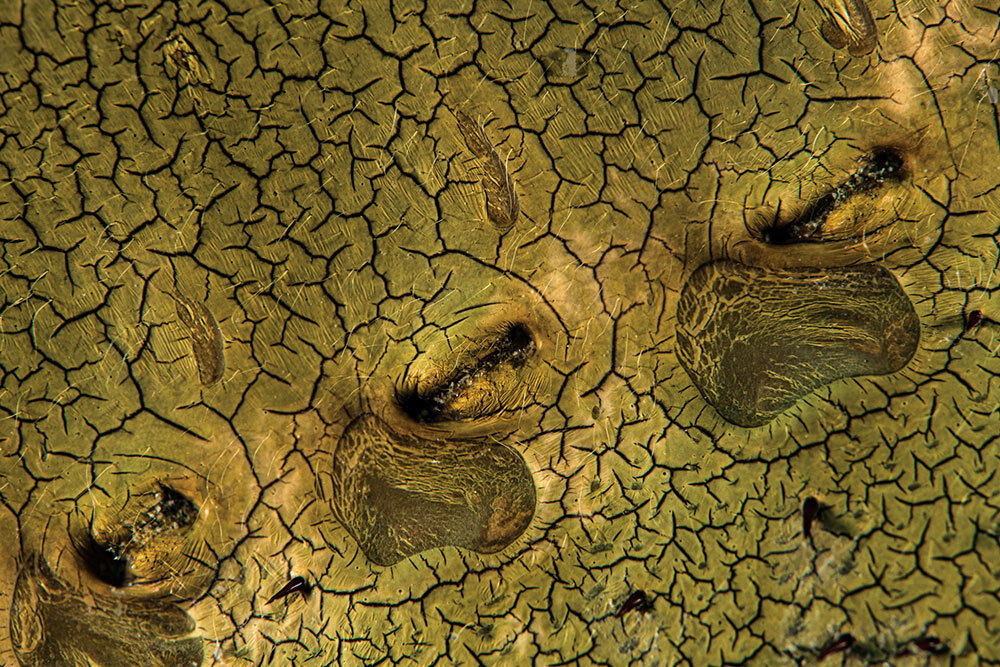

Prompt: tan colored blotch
xmin=820 ymin=0 xmax=877 ymax=56
xmin=455 ymin=110 xmax=520 ymax=230
xmin=170 ymin=292 xmax=225 ymax=386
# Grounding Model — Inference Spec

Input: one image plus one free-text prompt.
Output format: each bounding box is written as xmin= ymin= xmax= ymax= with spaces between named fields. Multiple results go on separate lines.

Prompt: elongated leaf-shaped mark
xmin=170 ymin=292 xmax=225 ymax=386
xmin=455 ymin=110 xmax=520 ymax=230
xmin=820 ymin=0 xmax=877 ymax=56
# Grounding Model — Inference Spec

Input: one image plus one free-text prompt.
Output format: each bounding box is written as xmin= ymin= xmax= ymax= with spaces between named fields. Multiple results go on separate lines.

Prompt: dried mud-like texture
xmin=329 ymin=415 xmax=535 ymax=566
xmin=676 ymin=260 xmax=920 ymax=427
xmin=1 ymin=1 xmax=999 ymax=665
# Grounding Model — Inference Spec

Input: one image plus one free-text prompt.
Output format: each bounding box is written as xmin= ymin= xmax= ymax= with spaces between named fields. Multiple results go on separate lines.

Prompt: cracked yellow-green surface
xmin=1 ymin=0 xmax=999 ymax=664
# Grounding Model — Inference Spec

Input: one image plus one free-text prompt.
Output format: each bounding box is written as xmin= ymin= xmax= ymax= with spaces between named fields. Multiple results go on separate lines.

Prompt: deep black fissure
xmin=397 ymin=322 xmax=535 ymax=423
xmin=761 ymin=147 xmax=905 ymax=244
xmin=70 ymin=484 xmax=198 ymax=588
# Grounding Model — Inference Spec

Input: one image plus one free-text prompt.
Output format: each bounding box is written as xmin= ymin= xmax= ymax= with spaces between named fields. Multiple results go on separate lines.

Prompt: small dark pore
xmin=267 ymin=576 xmax=311 ymax=604
xmin=71 ymin=531 xmax=130 ymax=588
xmin=802 ymin=496 xmax=821 ymax=539
xmin=965 ymin=309 xmax=983 ymax=331
xmin=914 ymin=636 xmax=947 ymax=654
xmin=759 ymin=147 xmax=904 ymax=245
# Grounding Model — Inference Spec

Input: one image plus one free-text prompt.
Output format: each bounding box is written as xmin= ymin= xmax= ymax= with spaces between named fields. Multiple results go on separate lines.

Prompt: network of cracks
xmin=9 ymin=130 xmax=942 ymax=663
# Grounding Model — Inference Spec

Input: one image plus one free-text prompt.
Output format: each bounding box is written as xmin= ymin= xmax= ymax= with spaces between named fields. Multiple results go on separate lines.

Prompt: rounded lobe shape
xmin=675 ymin=260 xmax=919 ymax=427
xmin=330 ymin=415 xmax=536 ymax=566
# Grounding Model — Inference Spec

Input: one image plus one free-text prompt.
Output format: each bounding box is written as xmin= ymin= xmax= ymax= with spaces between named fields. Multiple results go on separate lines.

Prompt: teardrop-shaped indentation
xmin=675 ymin=260 xmax=919 ymax=427
xmin=395 ymin=321 xmax=537 ymax=424
xmin=330 ymin=415 xmax=536 ymax=566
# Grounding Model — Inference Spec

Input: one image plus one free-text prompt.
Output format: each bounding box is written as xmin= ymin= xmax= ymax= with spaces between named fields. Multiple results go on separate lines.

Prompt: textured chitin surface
xmin=1 ymin=0 xmax=999 ymax=665
xmin=11 ymin=556 xmax=203 ymax=666
xmin=329 ymin=415 xmax=535 ymax=566
xmin=676 ymin=261 xmax=920 ymax=427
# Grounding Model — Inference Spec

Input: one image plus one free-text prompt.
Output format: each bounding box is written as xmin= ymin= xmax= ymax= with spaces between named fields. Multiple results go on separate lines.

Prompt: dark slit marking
xmin=397 ymin=321 xmax=535 ymax=423
xmin=266 ymin=576 xmax=310 ymax=604
xmin=819 ymin=633 xmax=855 ymax=660
xmin=755 ymin=147 xmax=904 ymax=245
xmin=802 ymin=497 xmax=821 ymax=539
xmin=615 ymin=590 xmax=653 ymax=619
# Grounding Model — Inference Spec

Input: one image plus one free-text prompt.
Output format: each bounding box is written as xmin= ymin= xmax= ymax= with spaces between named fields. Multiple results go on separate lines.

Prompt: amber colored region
xmin=1 ymin=1 xmax=999 ymax=665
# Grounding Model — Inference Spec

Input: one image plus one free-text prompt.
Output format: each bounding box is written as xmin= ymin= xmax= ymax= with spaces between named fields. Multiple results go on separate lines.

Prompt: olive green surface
xmin=1 ymin=1 xmax=999 ymax=665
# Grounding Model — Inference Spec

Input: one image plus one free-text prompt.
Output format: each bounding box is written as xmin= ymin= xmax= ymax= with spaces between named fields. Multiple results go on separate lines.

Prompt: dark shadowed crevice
xmin=752 ymin=147 xmax=906 ymax=244
xmin=396 ymin=321 xmax=536 ymax=423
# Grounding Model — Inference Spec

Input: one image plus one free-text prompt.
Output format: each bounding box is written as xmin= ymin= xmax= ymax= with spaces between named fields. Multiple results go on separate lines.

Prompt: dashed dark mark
xmin=965 ymin=309 xmax=983 ymax=331
xmin=266 ymin=576 xmax=310 ymax=604
xmin=801 ymin=496 xmax=822 ymax=539
xmin=397 ymin=321 xmax=536 ymax=423
xmin=819 ymin=633 xmax=855 ymax=660
xmin=913 ymin=636 xmax=947 ymax=654
xmin=754 ymin=147 xmax=905 ymax=244
xmin=614 ymin=590 xmax=653 ymax=619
